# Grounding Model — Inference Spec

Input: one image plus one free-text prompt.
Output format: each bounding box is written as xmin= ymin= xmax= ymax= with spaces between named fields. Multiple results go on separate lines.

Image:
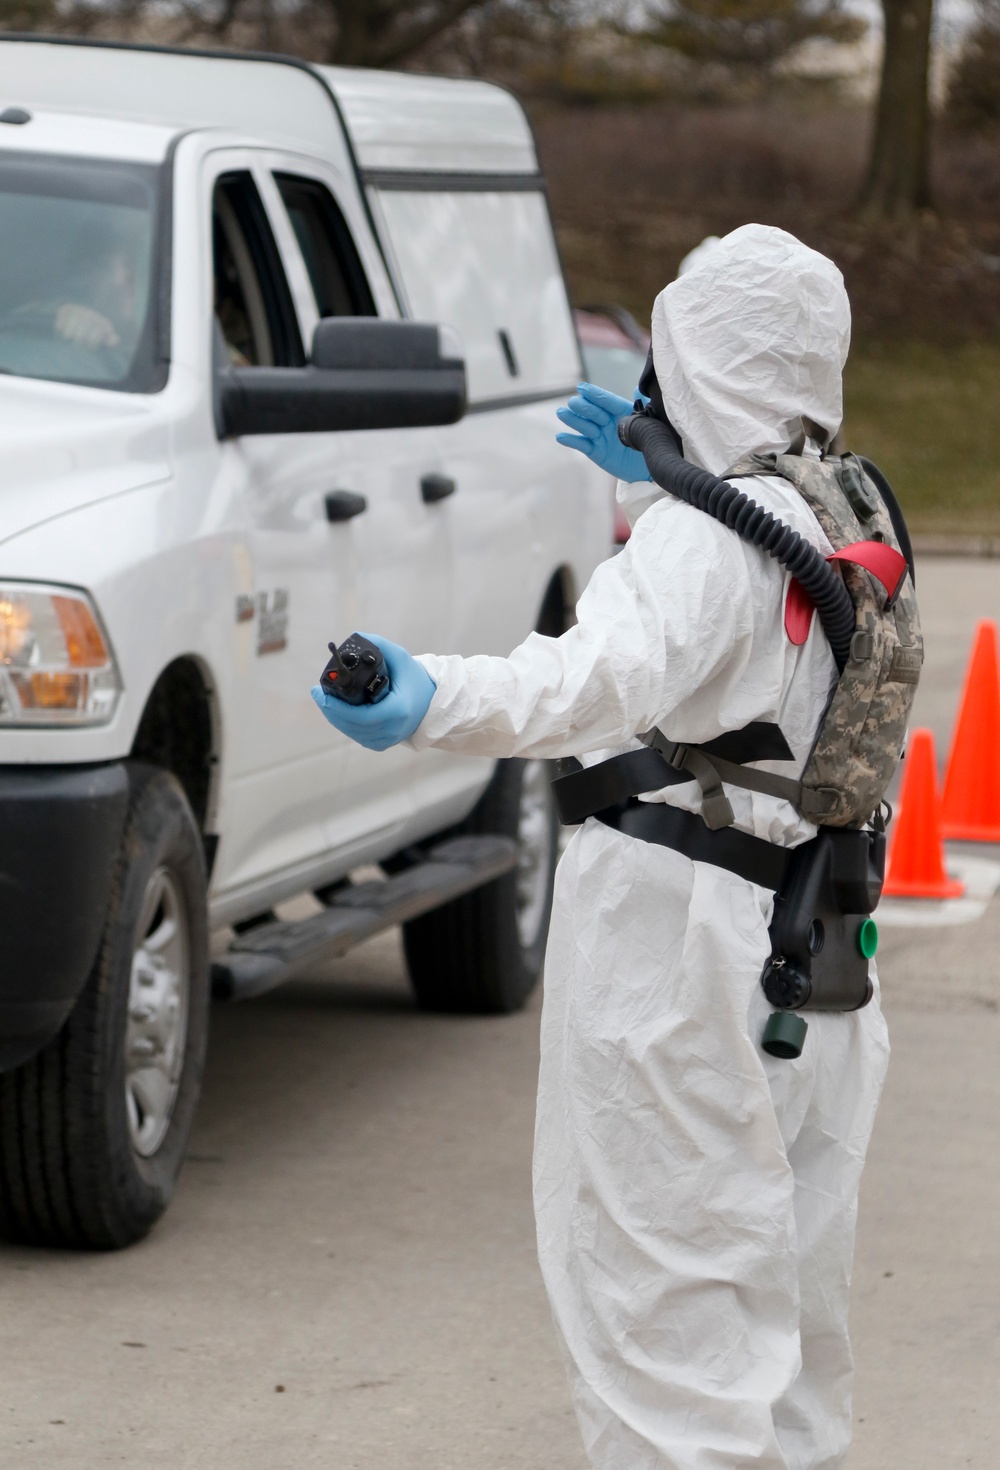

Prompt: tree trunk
xmin=325 ymin=1 xmax=384 ymax=66
xmin=323 ymin=0 xmax=490 ymax=66
xmin=860 ymin=0 xmax=935 ymax=218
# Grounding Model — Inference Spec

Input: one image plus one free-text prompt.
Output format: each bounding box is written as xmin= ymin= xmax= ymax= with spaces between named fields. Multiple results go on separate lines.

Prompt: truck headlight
xmin=0 ymin=584 xmax=122 ymax=726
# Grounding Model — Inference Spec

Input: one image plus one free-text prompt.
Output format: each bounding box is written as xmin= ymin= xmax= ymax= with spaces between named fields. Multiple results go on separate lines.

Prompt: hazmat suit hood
xmin=651 ymin=223 xmax=851 ymax=475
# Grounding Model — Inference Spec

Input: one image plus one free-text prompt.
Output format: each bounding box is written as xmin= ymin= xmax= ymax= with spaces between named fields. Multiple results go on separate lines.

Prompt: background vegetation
xmin=3 ymin=0 xmax=1000 ymax=531
xmin=534 ymin=89 xmax=1000 ymax=532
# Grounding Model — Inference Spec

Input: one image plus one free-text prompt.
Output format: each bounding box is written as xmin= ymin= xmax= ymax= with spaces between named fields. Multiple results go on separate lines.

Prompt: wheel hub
xmin=124 ymin=867 xmax=190 ymax=1158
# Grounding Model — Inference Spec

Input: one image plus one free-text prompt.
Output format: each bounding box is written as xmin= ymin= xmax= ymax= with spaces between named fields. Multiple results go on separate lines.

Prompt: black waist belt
xmin=554 ymin=748 xmax=689 ymax=826
xmin=597 ymin=799 xmax=795 ymax=893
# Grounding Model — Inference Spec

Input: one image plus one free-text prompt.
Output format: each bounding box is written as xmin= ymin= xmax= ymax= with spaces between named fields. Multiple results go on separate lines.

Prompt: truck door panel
xmin=206 ymin=156 xmax=370 ymax=897
xmin=262 ymin=161 xmax=458 ymax=832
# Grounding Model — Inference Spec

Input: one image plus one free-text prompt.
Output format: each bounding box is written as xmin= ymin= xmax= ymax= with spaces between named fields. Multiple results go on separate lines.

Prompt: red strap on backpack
xmin=785 ymin=541 xmax=907 ymax=646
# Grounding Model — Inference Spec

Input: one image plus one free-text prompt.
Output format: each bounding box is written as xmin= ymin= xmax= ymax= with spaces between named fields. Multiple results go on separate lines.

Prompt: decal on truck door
xmin=255 ymin=589 xmax=289 ymax=654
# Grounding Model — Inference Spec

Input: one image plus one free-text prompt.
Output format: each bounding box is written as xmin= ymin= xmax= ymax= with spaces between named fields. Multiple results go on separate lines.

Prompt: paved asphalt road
xmin=2 ymin=558 xmax=998 ymax=1469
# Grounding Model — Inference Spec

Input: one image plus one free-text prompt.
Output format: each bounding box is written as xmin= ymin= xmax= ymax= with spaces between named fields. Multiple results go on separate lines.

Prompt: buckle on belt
xmin=639 ymin=730 xmax=736 ymax=830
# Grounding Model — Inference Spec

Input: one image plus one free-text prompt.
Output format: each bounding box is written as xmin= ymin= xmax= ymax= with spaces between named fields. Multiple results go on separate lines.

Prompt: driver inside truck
xmin=0 ymin=209 xmax=149 ymax=369
xmin=50 ymin=226 xmax=143 ymax=352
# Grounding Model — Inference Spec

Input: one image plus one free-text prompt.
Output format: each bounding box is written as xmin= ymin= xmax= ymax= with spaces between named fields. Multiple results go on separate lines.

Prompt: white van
xmin=0 ymin=37 xmax=608 ymax=1248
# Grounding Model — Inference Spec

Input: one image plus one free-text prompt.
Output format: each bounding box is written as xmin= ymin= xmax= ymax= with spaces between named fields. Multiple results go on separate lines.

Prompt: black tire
xmin=403 ymin=758 xmax=559 ymax=1014
xmin=0 ymin=765 xmax=210 ymax=1250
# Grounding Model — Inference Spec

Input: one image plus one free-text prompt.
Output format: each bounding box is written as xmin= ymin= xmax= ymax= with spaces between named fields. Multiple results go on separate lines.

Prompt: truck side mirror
xmin=216 ymin=319 xmax=466 ymax=439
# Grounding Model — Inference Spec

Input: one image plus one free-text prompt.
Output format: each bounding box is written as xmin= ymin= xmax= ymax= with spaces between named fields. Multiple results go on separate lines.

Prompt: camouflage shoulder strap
xmin=646 ymin=447 xmax=924 ymax=829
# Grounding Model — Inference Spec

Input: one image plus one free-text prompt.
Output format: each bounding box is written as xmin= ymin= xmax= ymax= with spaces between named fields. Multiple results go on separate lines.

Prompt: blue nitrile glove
xmin=311 ymin=634 xmax=436 ymax=751
xmin=556 ymin=382 xmax=652 ymax=482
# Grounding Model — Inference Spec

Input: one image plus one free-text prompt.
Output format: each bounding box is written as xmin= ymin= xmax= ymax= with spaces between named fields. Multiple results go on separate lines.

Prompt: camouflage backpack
xmin=661 ymin=448 xmax=923 ymax=830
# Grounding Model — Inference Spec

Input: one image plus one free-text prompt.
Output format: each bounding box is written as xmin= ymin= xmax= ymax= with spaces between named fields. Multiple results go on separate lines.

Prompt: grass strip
xmin=844 ymin=341 xmax=1000 ymax=534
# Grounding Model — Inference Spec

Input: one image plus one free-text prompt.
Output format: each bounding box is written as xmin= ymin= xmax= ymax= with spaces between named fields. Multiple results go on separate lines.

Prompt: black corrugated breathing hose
xmin=618 ymin=411 xmax=856 ymax=672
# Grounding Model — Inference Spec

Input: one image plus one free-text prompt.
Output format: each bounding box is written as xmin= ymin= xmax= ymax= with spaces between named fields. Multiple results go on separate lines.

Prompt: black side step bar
xmin=212 ymin=835 xmax=518 ymax=1002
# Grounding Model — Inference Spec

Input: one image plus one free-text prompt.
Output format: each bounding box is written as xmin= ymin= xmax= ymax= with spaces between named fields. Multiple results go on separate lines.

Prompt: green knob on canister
xmin=762 ymin=1011 xmax=808 ymax=1060
xmin=858 ymin=918 xmax=878 ymax=960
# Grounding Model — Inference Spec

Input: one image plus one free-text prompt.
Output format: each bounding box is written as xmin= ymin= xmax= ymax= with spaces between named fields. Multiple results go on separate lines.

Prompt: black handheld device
xmin=319 ymin=634 xmax=389 ymax=705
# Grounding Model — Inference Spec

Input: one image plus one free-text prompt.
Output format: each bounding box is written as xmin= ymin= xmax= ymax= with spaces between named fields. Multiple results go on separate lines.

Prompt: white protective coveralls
xmin=410 ymin=224 xmax=890 ymax=1470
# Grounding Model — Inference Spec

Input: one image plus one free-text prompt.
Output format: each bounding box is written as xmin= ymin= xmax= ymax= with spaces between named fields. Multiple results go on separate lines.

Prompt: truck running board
xmin=212 ymin=835 xmax=518 ymax=1002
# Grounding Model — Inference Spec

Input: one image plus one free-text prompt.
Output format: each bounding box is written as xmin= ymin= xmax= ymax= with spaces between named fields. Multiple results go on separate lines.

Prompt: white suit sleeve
xmin=615 ymin=477 xmax=667 ymax=533
xmin=409 ymin=501 xmax=756 ymax=761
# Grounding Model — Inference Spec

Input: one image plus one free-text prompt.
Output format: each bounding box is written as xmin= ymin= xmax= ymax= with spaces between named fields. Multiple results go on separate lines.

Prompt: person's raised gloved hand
xmin=556 ymin=382 xmax=652 ymax=483
xmin=311 ymin=634 xmax=436 ymax=752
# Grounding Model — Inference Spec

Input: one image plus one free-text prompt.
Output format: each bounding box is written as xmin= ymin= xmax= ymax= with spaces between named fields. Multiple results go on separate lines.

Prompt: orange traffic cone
xmin=883 ymin=728 xmax=965 ymax=898
xmin=941 ymin=619 xmax=1000 ymax=841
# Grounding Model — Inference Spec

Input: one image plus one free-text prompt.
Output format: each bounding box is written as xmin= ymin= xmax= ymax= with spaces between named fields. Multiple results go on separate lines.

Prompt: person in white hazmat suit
xmin=312 ymin=223 xmax=890 ymax=1470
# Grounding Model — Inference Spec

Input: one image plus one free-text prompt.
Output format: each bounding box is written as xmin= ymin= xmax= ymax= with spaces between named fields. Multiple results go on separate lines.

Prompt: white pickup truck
xmin=0 ymin=37 xmax=608 ymax=1249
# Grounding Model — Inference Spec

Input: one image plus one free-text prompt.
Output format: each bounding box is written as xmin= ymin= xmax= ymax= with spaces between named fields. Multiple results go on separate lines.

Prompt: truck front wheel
xmin=403 ymin=758 xmax=559 ymax=1014
xmin=0 ymin=766 xmax=209 ymax=1250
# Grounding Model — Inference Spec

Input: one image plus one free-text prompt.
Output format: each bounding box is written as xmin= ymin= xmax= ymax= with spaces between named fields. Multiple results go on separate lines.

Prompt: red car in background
xmin=574 ymin=305 xmax=650 ymax=545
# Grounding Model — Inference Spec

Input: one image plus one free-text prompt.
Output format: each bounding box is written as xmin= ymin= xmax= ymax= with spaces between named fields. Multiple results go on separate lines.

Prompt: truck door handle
xmin=420 ymin=473 xmax=456 ymax=505
xmin=325 ymin=490 xmax=368 ymax=522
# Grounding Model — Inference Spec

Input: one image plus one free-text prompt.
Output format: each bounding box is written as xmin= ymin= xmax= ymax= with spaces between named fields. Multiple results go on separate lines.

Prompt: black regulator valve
xmin=759 ymin=827 xmax=884 ymax=1061
xmin=320 ymin=634 xmax=389 ymax=705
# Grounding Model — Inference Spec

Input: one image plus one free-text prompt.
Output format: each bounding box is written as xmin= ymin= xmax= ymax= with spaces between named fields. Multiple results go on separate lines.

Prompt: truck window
xmin=273 ymin=174 xmax=375 ymax=320
xmin=0 ymin=153 xmax=161 ymax=393
xmin=370 ymin=187 xmax=580 ymax=404
xmin=213 ymin=173 xmax=303 ymax=368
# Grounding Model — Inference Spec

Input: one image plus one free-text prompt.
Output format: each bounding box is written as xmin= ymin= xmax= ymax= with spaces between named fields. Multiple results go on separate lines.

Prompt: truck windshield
xmin=0 ymin=153 xmax=162 ymax=392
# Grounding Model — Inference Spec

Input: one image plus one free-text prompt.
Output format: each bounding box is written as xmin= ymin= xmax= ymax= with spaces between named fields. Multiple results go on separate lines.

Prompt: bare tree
xmin=0 ymin=0 xmax=58 ymax=30
xmin=860 ymin=0 xmax=935 ymax=218
xmin=0 ymin=0 xmax=511 ymax=68
xmin=945 ymin=0 xmax=1000 ymax=132
xmin=633 ymin=0 xmax=863 ymax=74
xmin=317 ymin=0 xmax=495 ymax=67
